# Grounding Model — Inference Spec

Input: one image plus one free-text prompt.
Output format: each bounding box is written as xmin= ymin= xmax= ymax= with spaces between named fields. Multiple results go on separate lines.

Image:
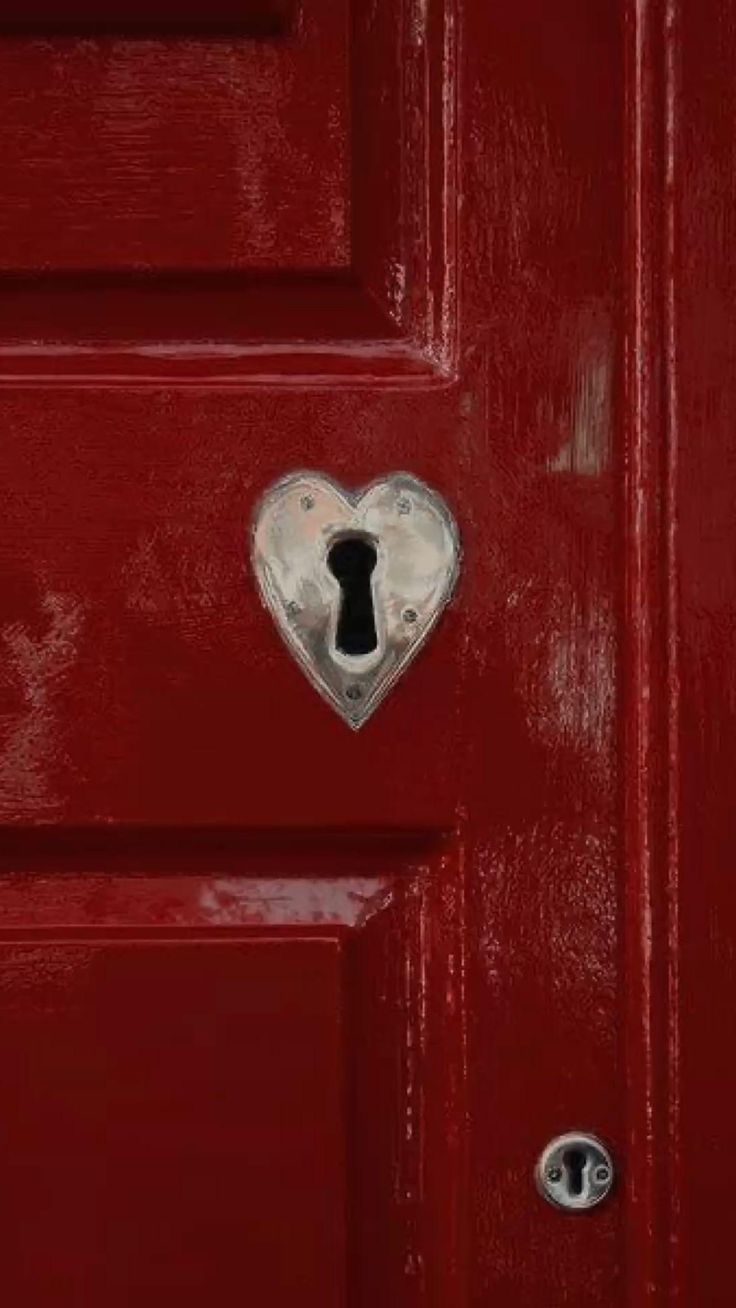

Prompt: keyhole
xmin=563 ymin=1148 xmax=588 ymax=1197
xmin=327 ymin=535 xmax=378 ymax=656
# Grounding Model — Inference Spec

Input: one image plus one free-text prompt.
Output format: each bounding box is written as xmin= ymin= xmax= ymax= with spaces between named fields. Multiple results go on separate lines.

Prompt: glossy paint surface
xmin=0 ymin=1 xmax=722 ymax=1303
xmin=0 ymin=937 xmax=344 ymax=1304
xmin=0 ymin=11 xmax=349 ymax=272
xmin=676 ymin=1 xmax=736 ymax=1301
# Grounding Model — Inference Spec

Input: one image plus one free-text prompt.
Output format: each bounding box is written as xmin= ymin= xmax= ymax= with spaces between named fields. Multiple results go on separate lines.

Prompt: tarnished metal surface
xmin=251 ymin=471 xmax=460 ymax=727
xmin=536 ymin=1133 xmax=615 ymax=1212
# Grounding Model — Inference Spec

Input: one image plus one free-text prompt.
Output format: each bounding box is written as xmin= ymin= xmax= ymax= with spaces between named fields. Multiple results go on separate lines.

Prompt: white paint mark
xmin=0 ymin=592 xmax=85 ymax=819
xmin=549 ymin=341 xmax=612 ymax=476
xmin=198 ymin=877 xmax=392 ymax=927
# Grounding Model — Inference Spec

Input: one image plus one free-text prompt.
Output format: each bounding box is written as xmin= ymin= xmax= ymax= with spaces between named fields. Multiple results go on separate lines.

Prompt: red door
xmin=0 ymin=1 xmax=730 ymax=1303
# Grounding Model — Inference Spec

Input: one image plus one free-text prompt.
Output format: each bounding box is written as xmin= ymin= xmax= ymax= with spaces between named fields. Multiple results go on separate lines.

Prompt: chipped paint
xmin=0 ymin=591 xmax=84 ymax=820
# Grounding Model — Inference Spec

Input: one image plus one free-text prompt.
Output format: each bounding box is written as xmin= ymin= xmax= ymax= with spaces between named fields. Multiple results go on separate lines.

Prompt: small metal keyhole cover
xmin=536 ymin=1132 xmax=615 ymax=1211
xmin=251 ymin=471 xmax=460 ymax=728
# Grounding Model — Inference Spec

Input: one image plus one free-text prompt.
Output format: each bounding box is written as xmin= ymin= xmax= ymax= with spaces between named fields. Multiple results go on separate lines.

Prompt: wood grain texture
xmin=0 ymin=15 xmax=348 ymax=271
xmin=462 ymin=4 xmax=622 ymax=1298
xmin=676 ymin=0 xmax=736 ymax=1301
xmin=623 ymin=0 xmax=680 ymax=1303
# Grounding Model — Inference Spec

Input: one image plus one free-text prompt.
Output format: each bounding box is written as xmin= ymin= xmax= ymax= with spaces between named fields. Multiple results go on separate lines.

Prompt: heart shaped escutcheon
xmin=251 ymin=471 xmax=461 ymax=728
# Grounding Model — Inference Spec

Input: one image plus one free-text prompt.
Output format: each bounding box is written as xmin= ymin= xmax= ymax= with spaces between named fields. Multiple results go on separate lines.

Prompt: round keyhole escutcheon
xmin=535 ymin=1132 xmax=615 ymax=1211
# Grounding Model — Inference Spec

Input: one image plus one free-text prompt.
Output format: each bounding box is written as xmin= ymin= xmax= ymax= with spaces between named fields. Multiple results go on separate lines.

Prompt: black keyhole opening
xmin=327 ymin=535 xmax=378 ymax=656
xmin=563 ymin=1149 xmax=588 ymax=1197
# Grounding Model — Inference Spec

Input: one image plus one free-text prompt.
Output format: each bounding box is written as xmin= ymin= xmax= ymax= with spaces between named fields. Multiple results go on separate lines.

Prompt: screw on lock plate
xmin=535 ymin=1133 xmax=615 ymax=1211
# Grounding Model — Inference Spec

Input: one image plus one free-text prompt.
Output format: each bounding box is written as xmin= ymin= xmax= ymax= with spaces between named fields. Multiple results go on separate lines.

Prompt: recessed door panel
xmin=0 ymin=937 xmax=344 ymax=1305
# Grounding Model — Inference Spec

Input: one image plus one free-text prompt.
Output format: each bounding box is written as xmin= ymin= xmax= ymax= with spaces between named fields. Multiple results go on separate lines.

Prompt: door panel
xmin=0 ymin=860 xmax=465 ymax=1306
xmin=0 ymin=937 xmax=344 ymax=1304
xmin=1 ymin=389 xmax=467 ymax=828
xmin=0 ymin=2 xmax=622 ymax=1304
xmin=0 ymin=10 xmax=348 ymax=273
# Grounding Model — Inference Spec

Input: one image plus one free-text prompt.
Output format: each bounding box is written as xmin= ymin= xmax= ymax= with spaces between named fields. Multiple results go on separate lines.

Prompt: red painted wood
xmin=0 ymin=938 xmax=345 ymax=1304
xmin=676 ymin=1 xmax=736 ymax=1302
xmin=0 ymin=1 xmax=620 ymax=1301
xmin=0 ymin=0 xmax=725 ymax=1303
xmin=0 ymin=16 xmax=349 ymax=272
xmin=1 ymin=2 xmax=291 ymax=32
xmin=622 ymin=3 xmax=677 ymax=1302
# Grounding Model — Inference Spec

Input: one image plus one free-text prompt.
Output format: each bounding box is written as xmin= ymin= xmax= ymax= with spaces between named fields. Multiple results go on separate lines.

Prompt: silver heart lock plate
xmin=251 ymin=471 xmax=461 ymax=728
